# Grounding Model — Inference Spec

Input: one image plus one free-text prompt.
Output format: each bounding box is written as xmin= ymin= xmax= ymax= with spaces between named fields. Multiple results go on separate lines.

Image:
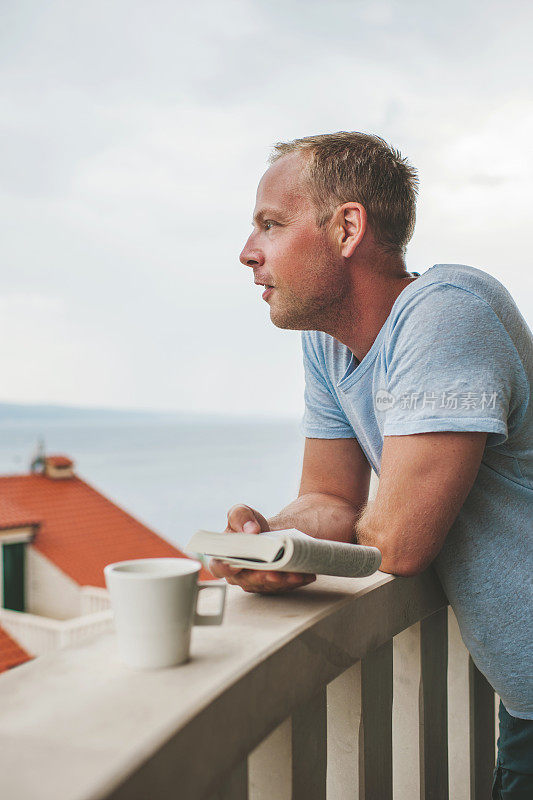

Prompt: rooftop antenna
xmin=30 ymin=437 xmax=46 ymax=473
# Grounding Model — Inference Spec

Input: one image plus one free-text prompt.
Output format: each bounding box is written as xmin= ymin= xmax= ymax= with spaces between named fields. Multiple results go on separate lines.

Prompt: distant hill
xmin=0 ymin=401 xmax=183 ymax=425
xmin=0 ymin=402 xmax=293 ymax=426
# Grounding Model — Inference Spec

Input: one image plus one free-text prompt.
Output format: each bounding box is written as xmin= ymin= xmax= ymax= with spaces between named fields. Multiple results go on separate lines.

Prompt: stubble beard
xmin=268 ymin=232 xmax=351 ymax=332
xmin=269 ymin=269 xmax=350 ymax=333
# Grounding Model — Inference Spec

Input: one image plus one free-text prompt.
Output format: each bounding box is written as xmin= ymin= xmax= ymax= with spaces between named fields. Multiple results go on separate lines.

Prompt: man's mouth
xmin=254 ymin=280 xmax=275 ymax=300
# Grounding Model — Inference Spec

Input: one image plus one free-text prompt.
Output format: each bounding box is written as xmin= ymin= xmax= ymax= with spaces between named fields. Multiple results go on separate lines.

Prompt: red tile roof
xmin=0 ymin=626 xmax=32 ymax=673
xmin=0 ymin=472 xmax=212 ymax=587
xmin=0 ymin=496 xmax=40 ymax=531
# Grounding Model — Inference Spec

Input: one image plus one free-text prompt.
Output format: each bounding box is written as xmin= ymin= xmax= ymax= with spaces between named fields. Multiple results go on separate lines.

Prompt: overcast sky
xmin=1 ymin=0 xmax=532 ymax=417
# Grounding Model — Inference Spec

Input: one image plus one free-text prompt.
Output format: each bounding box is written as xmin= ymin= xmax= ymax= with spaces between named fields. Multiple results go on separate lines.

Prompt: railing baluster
xmin=420 ymin=607 xmax=449 ymax=800
xmin=469 ymin=658 xmax=495 ymax=800
xmin=292 ymin=688 xmax=327 ymax=800
xmin=327 ymin=661 xmax=362 ymax=799
xmin=249 ymin=719 xmax=292 ymax=800
xmin=210 ymin=759 xmax=248 ymax=800
xmin=393 ymin=623 xmax=422 ymax=799
xmin=360 ymin=639 xmax=393 ymax=800
xmin=494 ymin=693 xmax=500 ymax=765
xmin=447 ymin=607 xmax=470 ymax=800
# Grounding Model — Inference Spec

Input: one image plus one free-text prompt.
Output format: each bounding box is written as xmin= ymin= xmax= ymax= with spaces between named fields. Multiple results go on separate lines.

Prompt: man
xmin=209 ymin=132 xmax=532 ymax=797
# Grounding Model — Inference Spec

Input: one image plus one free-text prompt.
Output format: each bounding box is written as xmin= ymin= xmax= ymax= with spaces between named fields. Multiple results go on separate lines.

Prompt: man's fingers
xmin=211 ymin=552 xmax=317 ymax=594
xmin=225 ymin=504 xmax=269 ymax=533
xmin=229 ymin=569 xmax=317 ymax=594
xmin=251 ymin=572 xmax=316 ymax=593
xmin=208 ymin=559 xmax=244 ymax=582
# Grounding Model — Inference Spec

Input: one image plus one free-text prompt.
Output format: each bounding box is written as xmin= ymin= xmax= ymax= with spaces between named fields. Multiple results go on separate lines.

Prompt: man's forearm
xmin=267 ymin=491 xmax=361 ymax=544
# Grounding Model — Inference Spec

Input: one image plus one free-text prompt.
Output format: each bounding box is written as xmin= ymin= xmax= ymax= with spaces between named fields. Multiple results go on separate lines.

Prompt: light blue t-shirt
xmin=301 ymin=264 xmax=533 ymax=719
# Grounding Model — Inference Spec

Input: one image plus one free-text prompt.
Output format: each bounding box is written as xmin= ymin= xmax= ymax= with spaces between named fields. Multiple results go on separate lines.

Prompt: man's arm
xmin=270 ymin=436 xmax=372 ymax=540
xmin=209 ymin=437 xmax=371 ymax=592
xmin=356 ymin=431 xmax=487 ymax=575
xmin=211 ymin=430 xmax=487 ymax=590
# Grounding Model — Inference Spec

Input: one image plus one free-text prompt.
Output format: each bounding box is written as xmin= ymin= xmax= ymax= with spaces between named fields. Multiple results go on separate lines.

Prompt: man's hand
xmin=208 ymin=503 xmax=316 ymax=594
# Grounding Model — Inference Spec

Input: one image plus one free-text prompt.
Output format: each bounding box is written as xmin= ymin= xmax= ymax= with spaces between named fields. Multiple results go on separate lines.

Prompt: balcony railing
xmin=0 ymin=569 xmax=497 ymax=800
xmin=0 ymin=606 xmax=113 ymax=655
xmin=80 ymin=586 xmax=112 ymax=615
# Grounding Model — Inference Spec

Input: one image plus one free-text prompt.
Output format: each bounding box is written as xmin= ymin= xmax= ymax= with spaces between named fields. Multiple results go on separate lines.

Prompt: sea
xmin=0 ymin=406 xmax=304 ymax=550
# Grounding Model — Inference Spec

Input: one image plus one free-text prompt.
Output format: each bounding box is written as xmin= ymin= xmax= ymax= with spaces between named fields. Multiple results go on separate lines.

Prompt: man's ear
xmin=334 ymin=203 xmax=367 ymax=258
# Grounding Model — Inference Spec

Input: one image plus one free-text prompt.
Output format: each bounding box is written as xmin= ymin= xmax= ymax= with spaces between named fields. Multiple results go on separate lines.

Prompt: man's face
xmin=239 ymin=152 xmax=347 ymax=330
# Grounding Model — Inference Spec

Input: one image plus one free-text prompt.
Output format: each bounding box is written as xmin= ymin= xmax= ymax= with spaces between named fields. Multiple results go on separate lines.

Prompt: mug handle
xmin=194 ymin=581 xmax=227 ymax=626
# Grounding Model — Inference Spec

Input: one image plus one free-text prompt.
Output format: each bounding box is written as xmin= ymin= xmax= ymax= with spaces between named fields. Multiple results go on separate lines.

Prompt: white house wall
xmin=26 ymin=548 xmax=81 ymax=620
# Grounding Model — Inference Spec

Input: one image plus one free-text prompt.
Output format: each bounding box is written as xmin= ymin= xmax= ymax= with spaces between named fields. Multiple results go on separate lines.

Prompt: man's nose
xmin=239 ymin=235 xmax=264 ymax=268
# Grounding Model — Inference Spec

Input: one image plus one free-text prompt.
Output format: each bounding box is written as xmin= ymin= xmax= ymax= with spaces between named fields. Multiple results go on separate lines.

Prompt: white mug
xmin=104 ymin=558 xmax=226 ymax=669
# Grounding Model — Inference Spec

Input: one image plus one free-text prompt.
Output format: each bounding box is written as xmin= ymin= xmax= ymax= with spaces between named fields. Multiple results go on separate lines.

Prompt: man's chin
xmin=269 ymin=306 xmax=309 ymax=331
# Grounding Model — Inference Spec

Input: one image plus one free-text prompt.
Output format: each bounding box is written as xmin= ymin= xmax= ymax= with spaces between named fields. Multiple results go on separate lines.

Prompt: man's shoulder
xmin=405 ymin=263 xmax=508 ymax=299
xmin=384 ymin=264 xmax=531 ymax=388
xmin=403 ymin=263 xmax=516 ymax=306
xmin=390 ymin=264 xmax=522 ymax=330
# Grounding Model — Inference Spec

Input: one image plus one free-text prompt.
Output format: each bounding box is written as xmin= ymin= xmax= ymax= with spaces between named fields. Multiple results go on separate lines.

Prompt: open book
xmin=186 ymin=529 xmax=381 ymax=578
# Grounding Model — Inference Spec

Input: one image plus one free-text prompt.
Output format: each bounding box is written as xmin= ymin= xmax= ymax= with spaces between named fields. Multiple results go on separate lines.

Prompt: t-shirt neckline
xmin=337 ymin=272 xmax=424 ymax=391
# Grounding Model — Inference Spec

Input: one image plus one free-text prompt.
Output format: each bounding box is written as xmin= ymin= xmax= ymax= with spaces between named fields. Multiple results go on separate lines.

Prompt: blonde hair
xmin=270 ymin=131 xmax=419 ymax=254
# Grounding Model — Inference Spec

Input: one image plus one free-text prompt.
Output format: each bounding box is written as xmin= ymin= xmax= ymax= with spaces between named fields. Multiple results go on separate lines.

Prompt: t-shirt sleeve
xmin=382 ymin=284 xmax=529 ymax=446
xmin=300 ymin=331 xmax=356 ymax=439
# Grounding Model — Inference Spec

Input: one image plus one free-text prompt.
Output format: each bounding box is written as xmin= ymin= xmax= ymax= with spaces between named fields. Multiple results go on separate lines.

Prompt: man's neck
xmin=324 ymin=256 xmax=417 ymax=362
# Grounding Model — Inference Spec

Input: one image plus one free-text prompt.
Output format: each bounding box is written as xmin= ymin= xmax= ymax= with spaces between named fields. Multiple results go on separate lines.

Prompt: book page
xmin=282 ymin=531 xmax=381 ymax=577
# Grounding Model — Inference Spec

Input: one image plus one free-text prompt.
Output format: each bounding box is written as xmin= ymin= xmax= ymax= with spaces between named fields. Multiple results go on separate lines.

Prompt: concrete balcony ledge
xmin=0 ymin=570 xmax=494 ymax=800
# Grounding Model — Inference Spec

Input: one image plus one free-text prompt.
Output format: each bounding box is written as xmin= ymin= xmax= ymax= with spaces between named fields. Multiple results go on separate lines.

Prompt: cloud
xmin=0 ymin=0 xmax=531 ymax=414
xmin=0 ymin=292 xmax=64 ymax=312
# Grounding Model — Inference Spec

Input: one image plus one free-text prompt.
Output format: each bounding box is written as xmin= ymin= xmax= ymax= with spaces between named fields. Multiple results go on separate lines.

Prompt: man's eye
xmin=264 ymin=220 xmax=277 ymax=230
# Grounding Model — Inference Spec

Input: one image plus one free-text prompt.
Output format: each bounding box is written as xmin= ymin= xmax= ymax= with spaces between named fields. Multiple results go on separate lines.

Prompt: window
xmin=2 ymin=542 xmax=25 ymax=612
